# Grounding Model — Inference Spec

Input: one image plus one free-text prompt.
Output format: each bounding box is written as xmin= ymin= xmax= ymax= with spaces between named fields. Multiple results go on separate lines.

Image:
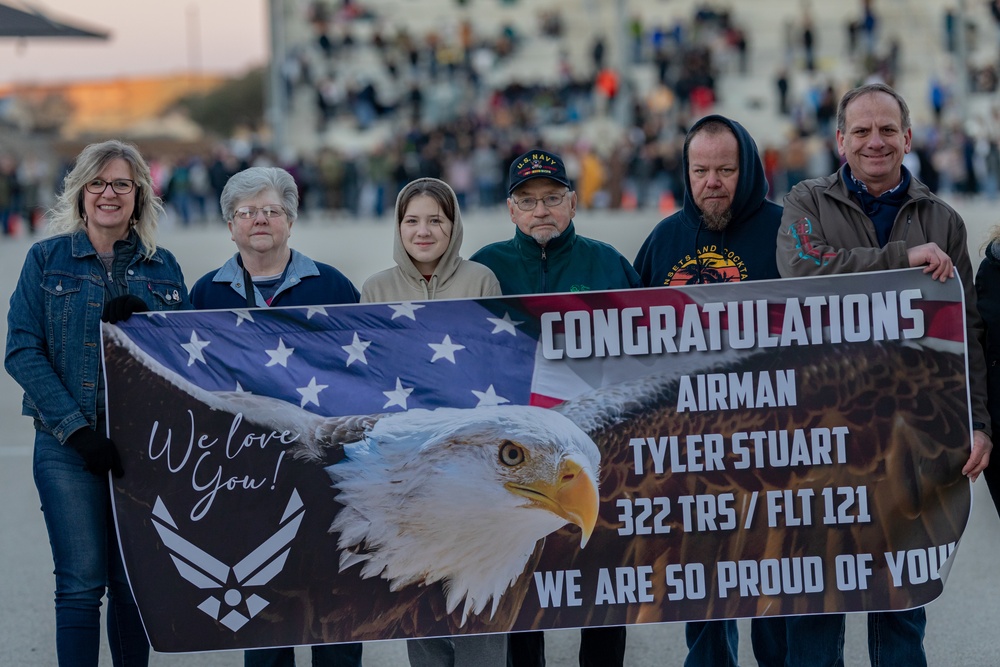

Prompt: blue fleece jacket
xmin=190 ymin=249 xmax=359 ymax=309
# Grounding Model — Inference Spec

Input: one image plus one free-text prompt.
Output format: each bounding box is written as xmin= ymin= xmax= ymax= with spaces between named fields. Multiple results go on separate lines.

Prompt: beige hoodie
xmin=361 ymin=178 xmax=501 ymax=302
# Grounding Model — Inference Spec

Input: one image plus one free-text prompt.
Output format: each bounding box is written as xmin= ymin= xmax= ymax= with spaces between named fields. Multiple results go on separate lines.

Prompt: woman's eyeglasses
xmin=85 ymin=179 xmax=135 ymax=195
xmin=233 ymin=206 xmax=286 ymax=220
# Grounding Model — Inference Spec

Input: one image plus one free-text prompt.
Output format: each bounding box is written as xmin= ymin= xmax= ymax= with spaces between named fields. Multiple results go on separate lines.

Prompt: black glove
xmin=67 ymin=429 xmax=124 ymax=478
xmin=102 ymin=294 xmax=148 ymax=323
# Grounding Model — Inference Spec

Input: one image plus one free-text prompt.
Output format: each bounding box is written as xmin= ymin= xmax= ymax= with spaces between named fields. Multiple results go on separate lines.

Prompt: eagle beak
xmin=507 ymin=456 xmax=599 ymax=548
xmin=555 ymin=457 xmax=599 ymax=548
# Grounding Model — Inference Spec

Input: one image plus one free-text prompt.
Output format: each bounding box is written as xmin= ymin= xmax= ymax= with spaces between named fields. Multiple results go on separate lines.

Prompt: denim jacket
xmin=5 ymin=230 xmax=189 ymax=443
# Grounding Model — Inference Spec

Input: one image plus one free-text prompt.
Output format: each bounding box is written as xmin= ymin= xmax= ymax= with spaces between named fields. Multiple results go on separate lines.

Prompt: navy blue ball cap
xmin=508 ymin=149 xmax=572 ymax=195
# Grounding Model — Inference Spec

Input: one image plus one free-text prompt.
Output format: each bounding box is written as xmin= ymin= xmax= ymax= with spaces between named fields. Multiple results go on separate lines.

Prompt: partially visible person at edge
xmin=189 ymin=166 xmax=363 ymax=667
xmin=975 ymin=231 xmax=1000 ymax=519
xmin=4 ymin=139 xmax=190 ymax=667
xmin=470 ymin=148 xmax=639 ymax=667
xmin=361 ymin=177 xmax=505 ymax=667
xmin=633 ymin=114 xmax=785 ymax=667
xmin=775 ymin=82 xmax=991 ymax=666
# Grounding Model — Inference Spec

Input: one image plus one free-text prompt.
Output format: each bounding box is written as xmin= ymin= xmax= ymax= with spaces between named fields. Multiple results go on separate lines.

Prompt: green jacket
xmin=469 ymin=222 xmax=642 ymax=296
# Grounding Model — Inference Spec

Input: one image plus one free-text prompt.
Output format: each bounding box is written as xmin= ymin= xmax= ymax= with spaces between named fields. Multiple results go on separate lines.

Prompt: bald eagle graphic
xmin=324 ymin=405 xmax=599 ymax=624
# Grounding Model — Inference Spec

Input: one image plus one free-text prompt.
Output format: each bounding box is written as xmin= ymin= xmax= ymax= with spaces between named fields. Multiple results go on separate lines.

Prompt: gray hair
xmin=47 ymin=139 xmax=164 ymax=258
xmin=837 ymin=83 xmax=911 ymax=134
xmin=220 ymin=167 xmax=299 ymax=223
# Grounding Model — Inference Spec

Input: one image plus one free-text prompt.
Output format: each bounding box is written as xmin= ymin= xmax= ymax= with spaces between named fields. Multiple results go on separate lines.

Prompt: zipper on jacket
xmin=540 ymin=246 xmax=548 ymax=293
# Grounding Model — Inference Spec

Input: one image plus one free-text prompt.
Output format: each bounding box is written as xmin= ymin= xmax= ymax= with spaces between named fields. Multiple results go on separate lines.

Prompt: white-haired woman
xmin=190 ymin=166 xmax=362 ymax=667
xmin=5 ymin=139 xmax=190 ymax=666
xmin=190 ymin=166 xmax=358 ymax=309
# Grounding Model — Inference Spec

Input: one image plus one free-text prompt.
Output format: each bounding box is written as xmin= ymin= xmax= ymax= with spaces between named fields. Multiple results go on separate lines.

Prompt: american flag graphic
xmin=108 ymin=299 xmax=546 ymax=416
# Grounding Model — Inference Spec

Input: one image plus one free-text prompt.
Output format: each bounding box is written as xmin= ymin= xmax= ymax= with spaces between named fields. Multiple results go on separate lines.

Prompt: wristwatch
xmin=972 ymin=421 xmax=987 ymax=431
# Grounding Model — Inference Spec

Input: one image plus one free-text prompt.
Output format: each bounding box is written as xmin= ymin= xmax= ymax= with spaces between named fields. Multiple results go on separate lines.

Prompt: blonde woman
xmin=5 ymin=139 xmax=189 ymax=666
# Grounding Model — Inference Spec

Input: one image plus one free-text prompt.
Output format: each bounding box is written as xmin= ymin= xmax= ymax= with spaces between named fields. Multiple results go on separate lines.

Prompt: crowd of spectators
xmin=4 ymin=0 xmax=1000 ymax=237
xmin=269 ymin=0 xmax=1000 ymax=215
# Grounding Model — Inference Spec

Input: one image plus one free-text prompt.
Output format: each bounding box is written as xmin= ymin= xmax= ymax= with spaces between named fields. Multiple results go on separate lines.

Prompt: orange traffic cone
xmin=658 ymin=191 xmax=676 ymax=214
xmin=621 ymin=190 xmax=637 ymax=210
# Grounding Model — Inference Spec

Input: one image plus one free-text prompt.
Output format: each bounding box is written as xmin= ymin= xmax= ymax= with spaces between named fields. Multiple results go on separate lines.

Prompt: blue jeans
xmin=33 ymin=428 xmax=149 ymax=666
xmin=868 ymin=609 xmax=926 ymax=667
xmin=684 ymin=620 xmax=738 ymax=667
xmin=244 ymin=644 xmax=362 ymax=666
xmin=751 ymin=613 xmax=845 ymax=667
xmin=750 ymin=611 xmax=925 ymax=666
xmin=687 ymin=617 xmax=839 ymax=666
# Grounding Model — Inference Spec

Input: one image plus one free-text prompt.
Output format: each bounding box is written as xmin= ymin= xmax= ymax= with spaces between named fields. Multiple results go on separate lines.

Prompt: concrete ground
xmin=2 ymin=199 xmax=1000 ymax=666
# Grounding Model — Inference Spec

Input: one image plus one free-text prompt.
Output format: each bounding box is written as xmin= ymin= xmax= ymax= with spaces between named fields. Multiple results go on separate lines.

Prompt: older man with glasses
xmin=469 ymin=148 xmax=641 ymax=667
xmin=470 ymin=148 xmax=642 ymax=298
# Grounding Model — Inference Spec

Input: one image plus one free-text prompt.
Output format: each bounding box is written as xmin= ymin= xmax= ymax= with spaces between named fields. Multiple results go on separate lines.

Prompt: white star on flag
xmin=297 ymin=377 xmax=328 ymax=408
xmin=383 ymin=377 xmax=413 ymax=410
xmin=342 ymin=332 xmax=371 ymax=366
xmin=305 ymin=306 xmax=328 ymax=319
xmin=265 ymin=338 xmax=295 ymax=368
xmin=388 ymin=302 xmax=425 ymax=320
xmin=234 ymin=381 xmax=249 ymax=393
xmin=428 ymin=335 xmax=465 ymax=363
xmin=488 ymin=312 xmax=523 ymax=336
xmin=181 ymin=331 xmax=210 ymax=366
xmin=472 ymin=384 xmax=510 ymax=407
xmin=234 ymin=309 xmax=254 ymax=326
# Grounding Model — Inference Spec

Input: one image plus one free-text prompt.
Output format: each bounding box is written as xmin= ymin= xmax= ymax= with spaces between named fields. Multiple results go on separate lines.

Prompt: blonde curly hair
xmin=47 ymin=139 xmax=165 ymax=258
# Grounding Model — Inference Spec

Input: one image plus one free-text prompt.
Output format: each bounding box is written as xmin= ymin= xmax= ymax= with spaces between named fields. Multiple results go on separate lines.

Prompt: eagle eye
xmin=499 ymin=440 xmax=525 ymax=467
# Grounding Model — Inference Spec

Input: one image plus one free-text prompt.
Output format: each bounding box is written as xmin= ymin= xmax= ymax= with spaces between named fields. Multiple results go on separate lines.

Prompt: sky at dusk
xmin=0 ymin=0 xmax=268 ymax=85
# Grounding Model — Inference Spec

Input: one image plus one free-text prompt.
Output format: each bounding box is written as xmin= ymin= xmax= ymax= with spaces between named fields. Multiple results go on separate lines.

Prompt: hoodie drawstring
xmin=694 ymin=223 xmax=704 ymax=284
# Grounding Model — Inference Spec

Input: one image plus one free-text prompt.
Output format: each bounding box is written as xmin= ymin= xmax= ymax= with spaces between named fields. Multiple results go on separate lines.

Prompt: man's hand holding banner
xmin=102 ymin=268 xmax=974 ymax=652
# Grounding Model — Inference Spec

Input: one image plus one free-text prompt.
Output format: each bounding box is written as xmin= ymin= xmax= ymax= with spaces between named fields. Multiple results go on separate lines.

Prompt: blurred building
xmin=0 ymin=74 xmax=225 ymax=139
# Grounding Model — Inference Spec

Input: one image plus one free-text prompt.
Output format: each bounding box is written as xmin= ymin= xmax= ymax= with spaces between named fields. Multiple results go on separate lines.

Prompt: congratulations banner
xmin=103 ymin=268 xmax=974 ymax=653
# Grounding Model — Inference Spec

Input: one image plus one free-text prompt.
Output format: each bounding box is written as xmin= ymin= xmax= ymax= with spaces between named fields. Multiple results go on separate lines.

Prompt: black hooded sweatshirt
xmin=633 ymin=114 xmax=782 ymax=286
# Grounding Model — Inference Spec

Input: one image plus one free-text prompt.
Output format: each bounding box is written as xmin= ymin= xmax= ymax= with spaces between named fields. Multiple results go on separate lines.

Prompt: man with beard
xmin=633 ymin=115 xmax=782 ymax=287
xmin=632 ymin=115 xmax=785 ymax=667
xmin=470 ymin=148 xmax=640 ymax=667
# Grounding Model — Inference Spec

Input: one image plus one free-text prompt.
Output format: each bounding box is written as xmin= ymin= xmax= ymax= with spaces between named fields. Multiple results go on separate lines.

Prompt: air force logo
xmin=151 ymin=489 xmax=305 ymax=631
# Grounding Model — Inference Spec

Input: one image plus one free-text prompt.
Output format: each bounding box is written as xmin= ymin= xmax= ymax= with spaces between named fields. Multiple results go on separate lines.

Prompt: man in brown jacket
xmin=774 ymin=82 xmax=991 ymax=667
